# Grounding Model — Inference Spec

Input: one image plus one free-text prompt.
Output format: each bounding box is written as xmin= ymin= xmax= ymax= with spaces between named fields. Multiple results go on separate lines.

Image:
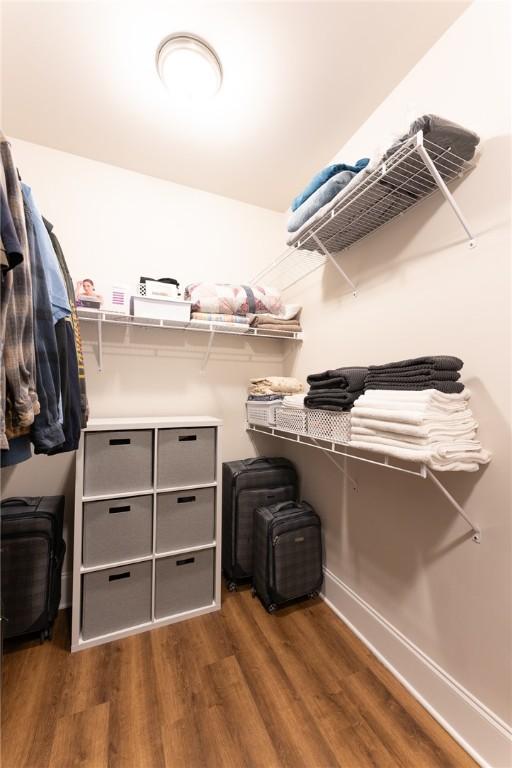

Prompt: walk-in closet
xmin=1 ymin=1 xmax=511 ymax=767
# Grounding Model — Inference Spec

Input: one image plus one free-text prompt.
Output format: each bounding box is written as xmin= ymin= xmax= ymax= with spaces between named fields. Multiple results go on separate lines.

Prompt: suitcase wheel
xmin=227 ymin=581 xmax=238 ymax=593
xmin=267 ymin=604 xmax=278 ymax=614
xmin=308 ymin=591 xmax=319 ymax=600
xmin=250 ymin=587 xmax=257 ymax=598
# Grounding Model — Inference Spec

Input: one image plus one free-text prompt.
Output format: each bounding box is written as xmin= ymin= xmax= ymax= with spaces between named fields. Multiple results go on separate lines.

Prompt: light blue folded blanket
xmin=291 ymin=158 xmax=369 ymax=212
xmin=287 ymin=170 xmax=355 ymax=233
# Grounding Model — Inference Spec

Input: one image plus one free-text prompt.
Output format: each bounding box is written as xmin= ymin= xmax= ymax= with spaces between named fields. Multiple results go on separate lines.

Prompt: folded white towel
xmin=357 ymin=389 xmax=471 ymax=403
xmin=350 ymin=415 xmax=478 ymax=438
xmin=349 ymin=439 xmax=491 ymax=472
xmin=351 ymin=406 xmax=473 ymax=425
xmin=351 ymin=425 xmax=478 ymax=446
xmin=282 ymin=394 xmax=306 ymax=409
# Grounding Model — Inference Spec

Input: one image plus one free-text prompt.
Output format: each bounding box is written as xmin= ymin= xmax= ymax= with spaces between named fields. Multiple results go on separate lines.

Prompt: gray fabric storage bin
xmin=156 ymin=488 xmax=215 ymax=553
xmin=155 ymin=548 xmax=214 ymax=618
xmin=81 ymin=561 xmax=152 ymax=640
xmin=84 ymin=430 xmax=153 ymax=497
xmin=83 ymin=495 xmax=153 ymax=567
xmin=157 ymin=428 xmax=215 ymax=489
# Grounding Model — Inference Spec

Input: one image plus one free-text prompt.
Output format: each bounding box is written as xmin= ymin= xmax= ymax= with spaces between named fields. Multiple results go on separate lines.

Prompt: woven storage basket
xmin=246 ymin=401 xmax=281 ymax=427
xmin=307 ymin=409 xmax=351 ymax=444
xmin=275 ymin=407 xmax=307 ymax=434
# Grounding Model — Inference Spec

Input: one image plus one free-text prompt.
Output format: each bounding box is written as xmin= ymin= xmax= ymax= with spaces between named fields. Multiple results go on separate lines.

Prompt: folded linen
xmin=355 ymin=389 xmax=471 ymax=405
xmin=255 ymin=323 xmax=302 ymax=333
xmin=351 ymin=425 xmax=477 ymax=445
xmin=249 ymin=314 xmax=301 ymax=327
xmin=304 ymin=390 xmax=360 ymax=411
xmin=191 ymin=312 xmax=249 ymax=324
xmin=365 ymin=381 xmax=464 ymax=393
xmin=365 ymin=370 xmax=461 ymax=383
xmin=288 ymin=170 xmax=356 ymax=233
xmin=307 ymin=367 xmax=368 ymax=392
xmin=185 ymin=283 xmax=283 ymax=316
xmin=247 ymin=304 xmax=302 ymax=323
xmin=282 ymin=394 xmax=306 ymax=409
xmin=247 ymin=394 xmax=284 ymax=402
xmin=367 ymin=355 xmax=463 ymax=372
xmin=249 ymin=377 xmax=304 ymax=396
xmin=286 ymin=169 xmax=371 ymax=246
xmin=291 ymin=158 xmax=370 ymax=211
xmin=350 ymin=416 xmax=477 ymax=439
xmin=349 ymin=438 xmax=490 ymax=472
xmin=384 ymin=115 xmax=479 ymax=163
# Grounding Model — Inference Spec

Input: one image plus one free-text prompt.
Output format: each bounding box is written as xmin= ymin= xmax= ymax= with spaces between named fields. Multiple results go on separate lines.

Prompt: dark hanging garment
xmin=43 ymin=217 xmax=88 ymax=428
xmin=24 ymin=203 xmax=65 ymax=454
xmin=47 ymin=319 xmax=81 ymax=454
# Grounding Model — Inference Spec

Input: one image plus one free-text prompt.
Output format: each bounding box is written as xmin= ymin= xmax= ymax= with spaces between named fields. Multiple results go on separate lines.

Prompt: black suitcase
xmin=252 ymin=500 xmax=323 ymax=612
xmin=0 ymin=496 xmax=66 ymax=641
xmin=222 ymin=457 xmax=298 ymax=590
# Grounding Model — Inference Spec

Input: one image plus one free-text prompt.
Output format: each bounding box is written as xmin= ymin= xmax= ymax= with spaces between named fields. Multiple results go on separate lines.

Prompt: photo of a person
xmin=75 ymin=278 xmax=103 ymax=308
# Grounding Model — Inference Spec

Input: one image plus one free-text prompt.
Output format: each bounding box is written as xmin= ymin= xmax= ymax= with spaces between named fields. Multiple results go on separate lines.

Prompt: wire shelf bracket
xmin=247 ymin=422 xmax=482 ymax=543
xmin=252 ymin=131 xmax=477 ymax=294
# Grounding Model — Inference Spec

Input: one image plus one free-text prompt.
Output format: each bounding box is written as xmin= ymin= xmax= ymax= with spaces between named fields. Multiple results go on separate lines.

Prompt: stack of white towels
xmin=350 ymin=389 xmax=491 ymax=471
xmin=281 ymin=394 xmax=306 ymax=409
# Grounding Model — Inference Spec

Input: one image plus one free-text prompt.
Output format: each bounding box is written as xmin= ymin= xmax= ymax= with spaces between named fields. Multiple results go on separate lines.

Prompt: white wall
xmin=259 ymin=1 xmax=510 ymax=763
xmin=1 ymin=139 xmax=286 ymax=584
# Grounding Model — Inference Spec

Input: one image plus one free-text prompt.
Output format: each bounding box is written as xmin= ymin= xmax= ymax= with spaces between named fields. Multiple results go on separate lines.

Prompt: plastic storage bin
xmin=83 ymin=430 xmax=153 ymax=497
xmin=154 ymin=548 xmax=214 ymax=619
xmin=157 ymin=428 xmax=215 ymax=489
xmin=82 ymin=494 xmax=153 ymax=567
xmin=156 ymin=488 xmax=215 ymax=553
xmin=81 ymin=561 xmax=152 ymax=640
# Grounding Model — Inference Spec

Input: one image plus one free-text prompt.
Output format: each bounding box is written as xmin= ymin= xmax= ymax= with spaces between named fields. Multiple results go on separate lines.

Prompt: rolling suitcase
xmin=252 ymin=500 xmax=323 ymax=612
xmin=0 ymin=496 xmax=66 ymax=641
xmin=222 ymin=457 xmax=298 ymax=590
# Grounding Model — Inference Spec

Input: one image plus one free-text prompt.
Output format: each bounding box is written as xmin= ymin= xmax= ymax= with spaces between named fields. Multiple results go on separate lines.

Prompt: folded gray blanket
xmin=365 ymin=371 xmax=461 ymax=385
xmin=247 ymin=394 xmax=284 ymax=402
xmin=307 ymin=366 xmax=368 ymax=393
xmin=368 ymin=355 xmax=463 ymax=372
xmin=305 ymin=389 xmax=360 ymax=411
xmin=365 ymin=381 xmax=465 ymax=394
xmin=384 ymin=115 xmax=479 ymax=162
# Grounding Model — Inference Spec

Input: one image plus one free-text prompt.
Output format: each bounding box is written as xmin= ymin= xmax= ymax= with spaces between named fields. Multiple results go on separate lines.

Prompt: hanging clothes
xmin=44 ymin=217 xmax=89 ymax=428
xmin=0 ymin=131 xmax=39 ymax=449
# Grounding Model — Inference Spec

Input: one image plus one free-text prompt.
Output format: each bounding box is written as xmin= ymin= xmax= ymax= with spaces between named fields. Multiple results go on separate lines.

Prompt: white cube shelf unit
xmin=72 ymin=416 xmax=222 ymax=651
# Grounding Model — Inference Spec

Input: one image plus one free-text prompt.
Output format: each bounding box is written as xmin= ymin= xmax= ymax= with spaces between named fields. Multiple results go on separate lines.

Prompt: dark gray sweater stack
xmin=364 ymin=356 xmax=464 ymax=394
xmin=305 ymin=367 xmax=368 ymax=411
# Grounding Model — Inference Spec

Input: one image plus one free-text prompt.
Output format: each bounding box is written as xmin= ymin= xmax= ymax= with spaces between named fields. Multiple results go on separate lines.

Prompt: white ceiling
xmin=1 ymin=1 xmax=468 ymax=211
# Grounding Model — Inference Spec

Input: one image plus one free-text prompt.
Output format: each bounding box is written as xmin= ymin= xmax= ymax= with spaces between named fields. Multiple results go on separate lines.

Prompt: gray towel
xmin=307 ymin=366 xmax=368 ymax=392
xmin=368 ymin=356 xmax=462 ymax=373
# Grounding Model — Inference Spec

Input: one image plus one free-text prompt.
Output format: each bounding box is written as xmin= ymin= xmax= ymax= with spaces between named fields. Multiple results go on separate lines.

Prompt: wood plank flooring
xmin=2 ymin=586 xmax=476 ymax=768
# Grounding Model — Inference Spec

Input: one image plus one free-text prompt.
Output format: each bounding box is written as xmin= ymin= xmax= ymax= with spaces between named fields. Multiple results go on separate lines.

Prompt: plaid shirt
xmin=0 ymin=131 xmax=39 ymax=448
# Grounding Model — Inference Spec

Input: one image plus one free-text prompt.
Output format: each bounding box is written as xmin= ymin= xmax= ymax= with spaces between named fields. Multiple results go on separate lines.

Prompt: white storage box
xmin=246 ymin=400 xmax=281 ymax=427
xmin=131 ymin=295 xmax=191 ymax=322
xmin=307 ymin=409 xmax=351 ymax=444
xmin=275 ymin=406 xmax=307 ymax=434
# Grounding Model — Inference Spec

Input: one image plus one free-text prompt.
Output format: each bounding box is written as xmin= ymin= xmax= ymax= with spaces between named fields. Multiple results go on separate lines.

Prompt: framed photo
xmin=75 ymin=278 xmax=103 ymax=308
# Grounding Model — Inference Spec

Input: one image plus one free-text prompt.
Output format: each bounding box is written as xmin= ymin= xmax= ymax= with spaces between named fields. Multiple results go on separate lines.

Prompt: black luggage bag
xmin=222 ymin=457 xmax=298 ymax=590
xmin=252 ymin=500 xmax=323 ymax=612
xmin=0 ymin=496 xmax=66 ymax=641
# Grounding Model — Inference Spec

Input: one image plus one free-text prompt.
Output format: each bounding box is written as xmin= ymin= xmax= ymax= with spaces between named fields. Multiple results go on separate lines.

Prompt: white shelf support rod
xmin=200 ymin=329 xmax=215 ymax=373
xmin=96 ymin=316 xmax=103 ymax=372
xmin=416 ymin=140 xmax=476 ymax=248
xmin=310 ymin=232 xmax=357 ymax=296
xmin=426 ymin=468 xmax=481 ymax=543
xmin=310 ymin=437 xmax=358 ymax=491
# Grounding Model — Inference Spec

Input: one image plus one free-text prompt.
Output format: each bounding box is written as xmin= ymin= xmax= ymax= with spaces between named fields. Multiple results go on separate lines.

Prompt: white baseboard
xmin=60 ymin=571 xmax=72 ymax=609
xmin=322 ymin=567 xmax=512 ymax=768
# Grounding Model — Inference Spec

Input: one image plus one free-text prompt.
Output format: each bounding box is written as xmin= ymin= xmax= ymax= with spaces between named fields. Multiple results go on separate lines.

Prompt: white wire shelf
xmin=77 ymin=308 xmax=303 ymax=341
xmin=247 ymin=420 xmax=482 ymax=543
xmin=77 ymin=308 xmax=303 ymax=372
xmin=252 ymin=131 xmax=477 ymax=294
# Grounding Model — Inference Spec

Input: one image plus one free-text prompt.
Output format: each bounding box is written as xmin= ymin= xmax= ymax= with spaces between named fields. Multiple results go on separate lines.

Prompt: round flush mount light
xmin=156 ymin=33 xmax=222 ymax=100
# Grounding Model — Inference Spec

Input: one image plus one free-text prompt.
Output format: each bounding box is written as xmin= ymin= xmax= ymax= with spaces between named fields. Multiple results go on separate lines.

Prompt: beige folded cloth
xmin=249 ymin=377 xmax=304 ymax=396
xmin=255 ymin=323 xmax=302 ymax=333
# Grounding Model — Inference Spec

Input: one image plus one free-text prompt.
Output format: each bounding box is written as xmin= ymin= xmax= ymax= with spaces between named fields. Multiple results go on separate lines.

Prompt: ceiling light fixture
xmin=156 ymin=33 xmax=222 ymax=101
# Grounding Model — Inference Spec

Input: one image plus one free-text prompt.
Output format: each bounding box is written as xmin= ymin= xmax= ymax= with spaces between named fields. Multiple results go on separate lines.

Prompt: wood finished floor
xmin=2 ymin=585 xmax=476 ymax=768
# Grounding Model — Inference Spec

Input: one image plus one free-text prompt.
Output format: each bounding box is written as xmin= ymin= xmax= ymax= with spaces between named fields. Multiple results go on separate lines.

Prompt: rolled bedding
xmin=185 ymin=283 xmax=283 ymax=317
